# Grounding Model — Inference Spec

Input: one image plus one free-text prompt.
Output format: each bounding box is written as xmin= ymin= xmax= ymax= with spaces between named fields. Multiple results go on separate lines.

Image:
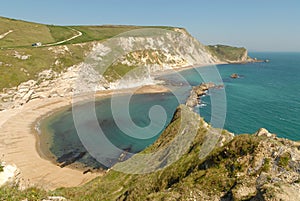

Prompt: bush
xmin=278 ymin=152 xmax=291 ymax=168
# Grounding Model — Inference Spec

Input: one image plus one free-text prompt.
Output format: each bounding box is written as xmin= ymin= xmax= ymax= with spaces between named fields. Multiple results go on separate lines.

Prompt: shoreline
xmin=0 ymin=60 xmax=261 ymax=189
xmin=0 ymin=84 xmax=170 ymax=190
xmin=34 ymin=85 xmax=171 ymax=173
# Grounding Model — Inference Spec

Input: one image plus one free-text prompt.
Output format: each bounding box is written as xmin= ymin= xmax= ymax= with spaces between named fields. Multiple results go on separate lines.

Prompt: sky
xmin=1 ymin=0 xmax=300 ymax=52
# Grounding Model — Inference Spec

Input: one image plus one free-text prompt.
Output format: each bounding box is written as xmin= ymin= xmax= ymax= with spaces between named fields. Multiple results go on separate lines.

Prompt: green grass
xmin=206 ymin=44 xmax=247 ymax=62
xmin=0 ymin=105 xmax=294 ymax=200
xmin=0 ymin=186 xmax=47 ymax=201
xmin=0 ymin=16 xmax=181 ymax=91
xmin=0 ymin=17 xmax=81 ymax=48
xmin=0 ymin=44 xmax=90 ymax=90
xmin=0 ymin=17 xmax=55 ymax=48
xmin=262 ymin=158 xmax=271 ymax=172
xmin=66 ymin=25 xmax=176 ymax=44
xmin=103 ymin=63 xmax=138 ymax=82
xmin=47 ymin=25 xmax=78 ymax=42
xmin=278 ymin=152 xmax=291 ymax=168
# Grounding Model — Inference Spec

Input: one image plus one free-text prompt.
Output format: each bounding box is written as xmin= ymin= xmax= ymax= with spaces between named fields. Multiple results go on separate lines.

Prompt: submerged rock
xmin=230 ymin=73 xmax=239 ymax=79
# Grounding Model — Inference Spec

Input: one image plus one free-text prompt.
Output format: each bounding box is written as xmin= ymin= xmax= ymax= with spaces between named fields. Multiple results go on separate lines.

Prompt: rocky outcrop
xmin=42 ymin=196 xmax=67 ymax=201
xmin=0 ymin=162 xmax=20 ymax=187
xmin=0 ymin=64 xmax=109 ymax=110
xmin=230 ymin=73 xmax=239 ymax=79
xmin=104 ymin=28 xmax=219 ymax=72
xmin=186 ymin=82 xmax=222 ymax=108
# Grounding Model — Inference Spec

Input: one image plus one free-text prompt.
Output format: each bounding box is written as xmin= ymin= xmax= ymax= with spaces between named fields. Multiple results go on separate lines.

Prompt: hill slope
xmin=0 ymin=16 xmax=176 ymax=48
xmin=0 ymin=16 xmax=252 ymax=110
xmin=1 ymin=105 xmax=299 ymax=200
xmin=0 ymin=17 xmax=253 ymax=94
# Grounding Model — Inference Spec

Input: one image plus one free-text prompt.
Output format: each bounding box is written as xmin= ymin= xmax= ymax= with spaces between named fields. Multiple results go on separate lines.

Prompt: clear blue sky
xmin=1 ymin=0 xmax=300 ymax=52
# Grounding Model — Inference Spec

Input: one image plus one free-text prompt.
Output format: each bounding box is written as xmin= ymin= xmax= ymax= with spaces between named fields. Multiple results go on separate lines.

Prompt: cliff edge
xmin=45 ymin=104 xmax=300 ymax=201
xmin=0 ymin=17 xmax=254 ymax=110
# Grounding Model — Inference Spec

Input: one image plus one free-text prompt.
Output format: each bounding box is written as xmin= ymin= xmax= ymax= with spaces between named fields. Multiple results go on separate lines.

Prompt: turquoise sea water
xmin=41 ymin=52 xmax=300 ymax=169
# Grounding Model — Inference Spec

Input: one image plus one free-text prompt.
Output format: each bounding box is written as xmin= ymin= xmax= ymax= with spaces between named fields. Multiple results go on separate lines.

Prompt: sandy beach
xmin=0 ymin=85 xmax=169 ymax=190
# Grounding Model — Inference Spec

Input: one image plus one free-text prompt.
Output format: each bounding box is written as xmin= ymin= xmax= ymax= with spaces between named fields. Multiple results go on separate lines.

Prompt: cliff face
xmin=101 ymin=28 xmax=218 ymax=76
xmin=0 ymin=28 xmax=251 ymax=110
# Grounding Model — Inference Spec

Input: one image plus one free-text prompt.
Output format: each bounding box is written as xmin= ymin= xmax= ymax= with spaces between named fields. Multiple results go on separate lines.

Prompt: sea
xmin=39 ymin=52 xmax=300 ymax=169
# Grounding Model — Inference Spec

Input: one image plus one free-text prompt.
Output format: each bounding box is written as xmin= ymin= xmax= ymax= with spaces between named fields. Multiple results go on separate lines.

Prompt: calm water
xmin=41 ymin=52 xmax=300 ymax=169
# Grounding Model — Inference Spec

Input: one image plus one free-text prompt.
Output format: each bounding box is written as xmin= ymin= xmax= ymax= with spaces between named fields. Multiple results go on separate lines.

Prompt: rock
xmin=230 ymin=73 xmax=239 ymax=79
xmin=0 ymin=162 xmax=20 ymax=187
xmin=255 ymin=128 xmax=275 ymax=138
xmin=185 ymin=82 xmax=218 ymax=109
xmin=42 ymin=196 xmax=67 ymax=201
xmin=186 ymin=91 xmax=198 ymax=108
xmin=232 ymin=181 xmax=257 ymax=200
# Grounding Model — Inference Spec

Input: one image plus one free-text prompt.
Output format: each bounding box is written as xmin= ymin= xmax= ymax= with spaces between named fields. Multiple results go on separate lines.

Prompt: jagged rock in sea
xmin=230 ymin=73 xmax=239 ymax=79
xmin=186 ymin=82 xmax=221 ymax=108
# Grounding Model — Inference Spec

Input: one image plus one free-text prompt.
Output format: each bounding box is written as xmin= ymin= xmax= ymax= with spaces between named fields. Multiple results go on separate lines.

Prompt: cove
xmin=39 ymin=52 xmax=300 ymax=170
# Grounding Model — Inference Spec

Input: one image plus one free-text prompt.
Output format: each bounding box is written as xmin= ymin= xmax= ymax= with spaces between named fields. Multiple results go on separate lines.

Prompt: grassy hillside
xmin=66 ymin=25 xmax=175 ymax=44
xmin=206 ymin=44 xmax=248 ymax=62
xmin=0 ymin=17 xmax=175 ymax=48
xmin=0 ymin=17 xmax=177 ymax=91
xmin=0 ymin=17 xmax=53 ymax=47
xmin=0 ymin=44 xmax=90 ymax=90
xmin=2 ymin=105 xmax=298 ymax=200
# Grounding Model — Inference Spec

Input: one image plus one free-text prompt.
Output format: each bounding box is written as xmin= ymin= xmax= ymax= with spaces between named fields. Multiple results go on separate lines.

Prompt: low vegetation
xmin=1 ymin=105 xmax=299 ymax=200
xmin=0 ymin=17 xmax=179 ymax=92
xmin=278 ymin=152 xmax=291 ymax=168
xmin=0 ymin=44 xmax=90 ymax=90
xmin=0 ymin=186 xmax=47 ymax=201
xmin=206 ymin=44 xmax=248 ymax=62
xmin=2 ymin=17 xmax=294 ymax=201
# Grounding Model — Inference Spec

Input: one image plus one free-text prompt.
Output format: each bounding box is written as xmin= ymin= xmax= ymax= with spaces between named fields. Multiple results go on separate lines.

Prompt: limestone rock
xmin=42 ymin=196 xmax=67 ymax=201
xmin=0 ymin=162 xmax=20 ymax=187
xmin=185 ymin=82 xmax=218 ymax=109
xmin=255 ymin=128 xmax=275 ymax=138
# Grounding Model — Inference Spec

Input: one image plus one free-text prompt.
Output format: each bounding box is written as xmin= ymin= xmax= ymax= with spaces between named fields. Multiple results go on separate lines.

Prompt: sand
xmin=0 ymin=85 xmax=169 ymax=190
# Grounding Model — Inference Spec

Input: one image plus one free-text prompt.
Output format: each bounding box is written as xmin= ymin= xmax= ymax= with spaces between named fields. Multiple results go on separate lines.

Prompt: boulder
xmin=42 ymin=196 xmax=67 ymax=201
xmin=231 ymin=73 xmax=239 ymax=79
xmin=186 ymin=82 xmax=217 ymax=109
xmin=0 ymin=162 xmax=20 ymax=187
xmin=255 ymin=128 xmax=275 ymax=138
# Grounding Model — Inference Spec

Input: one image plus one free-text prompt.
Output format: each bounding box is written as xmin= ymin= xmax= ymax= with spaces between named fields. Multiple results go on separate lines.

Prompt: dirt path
xmin=0 ymin=30 xmax=13 ymax=39
xmin=43 ymin=28 xmax=82 ymax=47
